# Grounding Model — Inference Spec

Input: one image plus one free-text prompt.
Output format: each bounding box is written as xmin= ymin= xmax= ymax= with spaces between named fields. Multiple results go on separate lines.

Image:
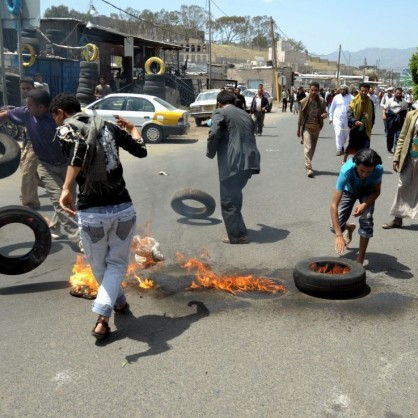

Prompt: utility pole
xmin=269 ymin=16 xmax=279 ymax=101
xmin=208 ymin=0 xmax=212 ymax=89
xmin=336 ymin=44 xmax=341 ymax=88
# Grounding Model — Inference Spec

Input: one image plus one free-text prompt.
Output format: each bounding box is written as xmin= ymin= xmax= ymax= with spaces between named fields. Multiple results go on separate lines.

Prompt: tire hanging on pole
xmin=144 ymin=57 xmax=166 ymax=75
xmin=5 ymin=0 xmax=21 ymax=15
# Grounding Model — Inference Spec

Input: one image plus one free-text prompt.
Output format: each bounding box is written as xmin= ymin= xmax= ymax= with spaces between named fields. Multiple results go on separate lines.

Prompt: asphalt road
xmin=1 ymin=108 xmax=417 ymax=418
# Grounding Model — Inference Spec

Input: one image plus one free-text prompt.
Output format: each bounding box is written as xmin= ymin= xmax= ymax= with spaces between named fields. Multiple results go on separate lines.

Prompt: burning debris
xmin=131 ymin=235 xmax=164 ymax=269
xmin=177 ymin=252 xmax=286 ymax=295
xmin=309 ymin=262 xmax=350 ymax=275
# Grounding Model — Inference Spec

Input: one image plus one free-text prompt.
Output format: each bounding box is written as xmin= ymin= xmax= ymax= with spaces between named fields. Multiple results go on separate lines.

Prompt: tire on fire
xmin=0 ymin=205 xmax=51 ymax=275
xmin=293 ymin=256 xmax=366 ymax=297
xmin=171 ymin=188 xmax=216 ymax=219
xmin=0 ymin=133 xmax=21 ymax=179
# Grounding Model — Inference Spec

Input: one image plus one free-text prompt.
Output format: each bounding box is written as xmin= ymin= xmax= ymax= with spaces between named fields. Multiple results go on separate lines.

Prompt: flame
xmin=177 ymin=252 xmax=285 ymax=295
xmin=310 ymin=262 xmax=350 ymax=274
xmin=69 ymin=256 xmax=100 ymax=297
xmin=126 ymin=264 xmax=156 ymax=289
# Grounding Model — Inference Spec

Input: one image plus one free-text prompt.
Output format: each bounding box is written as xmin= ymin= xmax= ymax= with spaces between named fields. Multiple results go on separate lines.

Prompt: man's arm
xmin=0 ymin=110 xmax=10 ymax=123
xmin=207 ymin=110 xmax=223 ymax=159
xmin=330 ymin=189 xmax=345 ymax=254
xmin=353 ymin=183 xmax=381 ymax=217
xmin=59 ymin=166 xmax=81 ymax=216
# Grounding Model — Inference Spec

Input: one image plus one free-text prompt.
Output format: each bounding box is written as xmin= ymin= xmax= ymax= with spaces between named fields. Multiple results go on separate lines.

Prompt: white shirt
xmin=384 ymin=97 xmax=408 ymax=114
xmin=328 ymin=93 xmax=353 ymax=126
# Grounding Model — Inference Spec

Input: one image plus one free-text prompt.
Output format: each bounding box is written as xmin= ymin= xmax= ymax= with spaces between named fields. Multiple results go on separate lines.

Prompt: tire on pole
xmin=144 ymin=57 xmax=166 ymax=75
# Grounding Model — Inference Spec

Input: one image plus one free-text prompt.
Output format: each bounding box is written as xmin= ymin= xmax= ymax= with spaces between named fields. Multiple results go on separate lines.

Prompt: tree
xmin=44 ymin=5 xmax=71 ymax=18
xmin=213 ymin=16 xmax=248 ymax=44
xmin=410 ymin=48 xmax=418 ymax=99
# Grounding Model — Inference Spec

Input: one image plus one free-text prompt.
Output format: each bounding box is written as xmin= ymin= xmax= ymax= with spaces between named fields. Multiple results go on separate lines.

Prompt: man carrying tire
xmin=330 ymin=148 xmax=383 ymax=265
xmin=207 ymin=90 xmax=261 ymax=244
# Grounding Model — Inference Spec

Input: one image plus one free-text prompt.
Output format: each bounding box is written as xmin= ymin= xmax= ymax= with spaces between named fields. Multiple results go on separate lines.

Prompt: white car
xmin=242 ymin=89 xmax=273 ymax=112
xmin=189 ymin=89 xmax=220 ymax=126
xmin=83 ymin=93 xmax=190 ymax=143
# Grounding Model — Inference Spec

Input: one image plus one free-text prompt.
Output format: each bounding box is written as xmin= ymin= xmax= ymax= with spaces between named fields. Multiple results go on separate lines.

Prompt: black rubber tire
xmin=144 ymin=74 xmax=165 ymax=82
xmin=80 ymin=61 xmax=99 ymax=70
xmin=144 ymin=80 xmax=165 ymax=88
xmin=293 ymin=257 xmax=366 ymax=297
xmin=0 ymin=133 xmax=21 ymax=179
xmin=142 ymin=124 xmax=164 ymax=144
xmin=0 ymin=206 xmax=51 ymax=275
xmin=171 ymin=188 xmax=216 ymax=219
xmin=143 ymin=86 xmax=165 ymax=95
xmin=0 ymin=122 xmax=20 ymax=140
xmin=76 ymin=87 xmax=94 ymax=95
xmin=78 ymin=77 xmax=97 ymax=85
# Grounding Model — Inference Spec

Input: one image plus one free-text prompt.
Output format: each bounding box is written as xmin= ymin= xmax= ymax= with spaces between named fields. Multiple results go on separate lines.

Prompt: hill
xmin=317 ymin=47 xmax=415 ymax=70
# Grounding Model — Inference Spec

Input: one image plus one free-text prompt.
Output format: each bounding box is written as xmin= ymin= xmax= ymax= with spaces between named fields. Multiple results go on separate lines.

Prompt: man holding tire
xmin=207 ymin=90 xmax=261 ymax=244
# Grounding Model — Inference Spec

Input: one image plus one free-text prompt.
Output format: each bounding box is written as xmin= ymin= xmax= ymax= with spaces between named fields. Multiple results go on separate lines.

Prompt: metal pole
xmin=208 ymin=0 xmax=212 ymax=89
xmin=0 ymin=6 xmax=8 ymax=105
xmin=336 ymin=44 xmax=341 ymax=88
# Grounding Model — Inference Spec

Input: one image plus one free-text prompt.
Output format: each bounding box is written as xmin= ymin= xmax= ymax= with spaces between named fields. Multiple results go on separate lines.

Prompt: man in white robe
xmin=328 ymin=85 xmax=353 ymax=156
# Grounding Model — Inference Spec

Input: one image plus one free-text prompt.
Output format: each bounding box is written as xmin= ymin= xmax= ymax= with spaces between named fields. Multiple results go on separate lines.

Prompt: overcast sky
xmin=40 ymin=0 xmax=417 ymax=56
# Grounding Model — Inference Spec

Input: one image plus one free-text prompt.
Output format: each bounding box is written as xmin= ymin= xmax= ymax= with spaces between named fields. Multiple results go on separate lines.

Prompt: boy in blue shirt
xmin=330 ymin=148 xmax=383 ymax=265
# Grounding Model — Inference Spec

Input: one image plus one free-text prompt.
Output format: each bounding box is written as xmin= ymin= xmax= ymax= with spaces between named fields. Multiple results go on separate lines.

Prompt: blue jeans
xmin=78 ymin=202 xmax=136 ymax=318
xmin=337 ymin=191 xmax=375 ymax=239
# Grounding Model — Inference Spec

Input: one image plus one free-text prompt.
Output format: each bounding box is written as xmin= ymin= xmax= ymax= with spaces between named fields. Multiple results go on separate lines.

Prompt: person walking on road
xmin=382 ymin=87 xmax=408 ymax=153
xmin=250 ymin=85 xmax=269 ymax=136
xmin=329 ymin=84 xmax=353 ymax=156
xmin=0 ymin=89 xmax=81 ymax=250
xmin=207 ymin=90 xmax=261 ymax=244
xmin=342 ymin=83 xmax=375 ymax=164
xmin=281 ymin=88 xmax=289 ymax=112
xmin=297 ymin=81 xmax=328 ymax=178
xmin=50 ymin=93 xmax=147 ymax=340
xmin=330 ymin=148 xmax=383 ymax=265
xmin=382 ymin=109 xmax=418 ymax=230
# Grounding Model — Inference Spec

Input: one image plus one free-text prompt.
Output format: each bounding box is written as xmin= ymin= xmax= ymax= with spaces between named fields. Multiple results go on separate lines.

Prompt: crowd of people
xmin=0 ymin=74 xmax=416 ymax=340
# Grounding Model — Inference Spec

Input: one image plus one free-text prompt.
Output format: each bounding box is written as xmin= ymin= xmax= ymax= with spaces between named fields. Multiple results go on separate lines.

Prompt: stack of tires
xmin=143 ymin=74 xmax=166 ymax=100
xmin=0 ymin=73 xmax=21 ymax=107
xmin=21 ymin=28 xmax=39 ymax=56
xmin=76 ymin=61 xmax=98 ymax=106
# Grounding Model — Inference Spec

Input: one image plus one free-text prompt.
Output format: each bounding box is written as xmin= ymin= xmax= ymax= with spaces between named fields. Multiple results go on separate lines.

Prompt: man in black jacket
xmin=207 ymin=90 xmax=261 ymax=244
xmin=50 ymin=93 xmax=147 ymax=341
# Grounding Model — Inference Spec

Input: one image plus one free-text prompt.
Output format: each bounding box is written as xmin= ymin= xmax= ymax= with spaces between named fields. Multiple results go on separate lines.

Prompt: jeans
xmin=336 ymin=191 xmax=375 ymax=239
xmin=78 ymin=202 xmax=136 ymax=318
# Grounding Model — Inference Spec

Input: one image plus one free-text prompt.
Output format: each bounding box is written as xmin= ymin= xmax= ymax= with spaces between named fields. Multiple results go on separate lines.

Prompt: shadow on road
xmin=248 ymin=223 xmax=289 ymax=243
xmin=0 ymin=280 xmax=69 ymax=295
xmin=109 ymin=301 xmax=210 ymax=363
xmin=176 ymin=217 xmax=222 ymax=226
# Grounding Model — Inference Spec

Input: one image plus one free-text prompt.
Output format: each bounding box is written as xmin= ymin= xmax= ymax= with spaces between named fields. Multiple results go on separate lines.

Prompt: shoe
xmin=50 ymin=227 xmax=62 ymax=240
xmin=336 ymin=150 xmax=343 ymax=156
xmin=343 ymin=223 xmax=356 ymax=245
xmin=78 ymin=240 xmax=85 ymax=253
xmin=222 ymin=236 xmax=250 ymax=244
xmin=382 ymin=219 xmax=402 ymax=229
xmin=91 ymin=317 xmax=110 ymax=340
xmin=114 ymin=302 xmax=130 ymax=314
xmin=307 ymin=170 xmax=314 ymax=178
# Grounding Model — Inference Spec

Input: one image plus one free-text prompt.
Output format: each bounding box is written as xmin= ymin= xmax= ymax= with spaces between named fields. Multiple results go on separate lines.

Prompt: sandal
xmin=91 ymin=317 xmax=111 ymax=340
xmin=114 ymin=302 xmax=129 ymax=314
xmin=222 ymin=236 xmax=250 ymax=244
xmin=382 ymin=219 xmax=402 ymax=229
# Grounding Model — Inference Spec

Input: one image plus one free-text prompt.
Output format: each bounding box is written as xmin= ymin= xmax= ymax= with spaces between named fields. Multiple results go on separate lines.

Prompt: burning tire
xmin=0 ymin=133 xmax=21 ymax=179
xmin=293 ymin=257 xmax=366 ymax=298
xmin=0 ymin=206 xmax=51 ymax=275
xmin=171 ymin=188 xmax=216 ymax=219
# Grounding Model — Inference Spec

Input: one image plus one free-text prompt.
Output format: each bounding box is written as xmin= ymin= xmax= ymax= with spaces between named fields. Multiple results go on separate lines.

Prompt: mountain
xmin=316 ymin=47 xmax=416 ymax=70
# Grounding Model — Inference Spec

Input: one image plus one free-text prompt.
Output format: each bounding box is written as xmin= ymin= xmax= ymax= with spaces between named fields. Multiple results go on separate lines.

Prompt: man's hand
xmin=320 ymin=112 xmax=328 ymax=119
xmin=393 ymin=161 xmax=399 ymax=172
xmin=296 ymin=130 xmax=301 ymax=138
xmin=59 ymin=188 xmax=76 ymax=216
xmin=353 ymin=202 xmax=367 ymax=217
xmin=355 ymin=121 xmax=363 ymax=127
xmin=335 ymin=235 xmax=345 ymax=254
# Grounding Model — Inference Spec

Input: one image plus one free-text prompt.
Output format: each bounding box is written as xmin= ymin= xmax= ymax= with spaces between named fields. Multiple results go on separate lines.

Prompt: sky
xmin=40 ymin=0 xmax=418 ymax=56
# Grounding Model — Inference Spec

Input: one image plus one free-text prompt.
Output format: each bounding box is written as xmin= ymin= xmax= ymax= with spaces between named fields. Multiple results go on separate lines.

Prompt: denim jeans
xmin=78 ymin=202 xmax=136 ymax=318
xmin=337 ymin=191 xmax=375 ymax=239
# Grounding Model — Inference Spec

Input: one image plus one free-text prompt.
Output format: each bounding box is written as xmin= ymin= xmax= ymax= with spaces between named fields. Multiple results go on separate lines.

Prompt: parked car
xmin=242 ymin=89 xmax=273 ymax=112
xmin=83 ymin=93 xmax=190 ymax=143
xmin=189 ymin=89 xmax=220 ymax=126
